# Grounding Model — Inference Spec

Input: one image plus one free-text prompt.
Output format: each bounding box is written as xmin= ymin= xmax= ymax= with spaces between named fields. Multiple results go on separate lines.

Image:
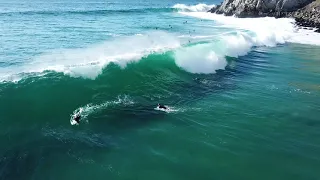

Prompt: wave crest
xmin=0 ymin=29 xmax=285 ymax=82
xmin=9 ymin=31 xmax=181 ymax=80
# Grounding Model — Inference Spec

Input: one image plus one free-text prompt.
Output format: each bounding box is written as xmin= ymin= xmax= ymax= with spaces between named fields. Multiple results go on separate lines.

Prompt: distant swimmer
xmin=157 ymin=103 xmax=167 ymax=110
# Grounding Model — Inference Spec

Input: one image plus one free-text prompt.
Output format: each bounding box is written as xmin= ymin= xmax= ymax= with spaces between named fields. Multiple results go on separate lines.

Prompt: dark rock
xmin=211 ymin=0 xmax=320 ymax=32
xmin=290 ymin=0 xmax=320 ymax=31
xmin=215 ymin=0 xmax=313 ymax=17
xmin=207 ymin=5 xmax=221 ymax=13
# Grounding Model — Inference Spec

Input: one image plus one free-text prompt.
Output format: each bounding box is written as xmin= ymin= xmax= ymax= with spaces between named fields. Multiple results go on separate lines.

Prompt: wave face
xmin=1 ymin=19 xmax=320 ymax=82
xmin=0 ymin=29 xmax=278 ymax=82
xmin=16 ymin=31 xmax=181 ymax=80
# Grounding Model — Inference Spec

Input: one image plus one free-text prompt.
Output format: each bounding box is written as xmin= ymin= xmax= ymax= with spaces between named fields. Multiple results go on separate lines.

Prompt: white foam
xmin=0 ymin=28 xmax=282 ymax=81
xmin=171 ymin=6 xmax=320 ymax=74
xmin=173 ymin=3 xmax=216 ymax=12
xmin=179 ymin=12 xmax=320 ymax=46
xmin=288 ymin=28 xmax=320 ymax=45
xmin=174 ymin=29 xmax=285 ymax=74
xmin=174 ymin=44 xmax=227 ymax=74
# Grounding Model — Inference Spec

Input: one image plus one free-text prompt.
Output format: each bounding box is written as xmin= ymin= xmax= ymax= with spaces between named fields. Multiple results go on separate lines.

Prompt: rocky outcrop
xmin=208 ymin=5 xmax=221 ymax=13
xmin=215 ymin=0 xmax=313 ymax=17
xmin=289 ymin=0 xmax=320 ymax=31
xmin=210 ymin=0 xmax=320 ymax=31
xmin=214 ymin=0 xmax=313 ymax=17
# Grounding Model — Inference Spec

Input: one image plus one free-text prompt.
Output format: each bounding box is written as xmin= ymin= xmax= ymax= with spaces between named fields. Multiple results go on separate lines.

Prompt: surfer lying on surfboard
xmin=157 ymin=103 xmax=167 ymax=110
xmin=73 ymin=112 xmax=81 ymax=124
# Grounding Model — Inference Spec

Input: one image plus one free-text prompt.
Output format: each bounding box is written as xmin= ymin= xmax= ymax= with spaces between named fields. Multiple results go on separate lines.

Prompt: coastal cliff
xmin=210 ymin=0 xmax=320 ymax=32
xmin=290 ymin=0 xmax=320 ymax=32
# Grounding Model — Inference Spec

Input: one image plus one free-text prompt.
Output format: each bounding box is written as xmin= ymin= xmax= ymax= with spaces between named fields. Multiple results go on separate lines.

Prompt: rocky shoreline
xmin=209 ymin=0 xmax=320 ymax=32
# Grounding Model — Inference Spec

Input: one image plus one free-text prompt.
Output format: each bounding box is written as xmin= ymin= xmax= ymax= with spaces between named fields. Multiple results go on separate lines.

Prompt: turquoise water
xmin=1 ymin=0 xmax=320 ymax=179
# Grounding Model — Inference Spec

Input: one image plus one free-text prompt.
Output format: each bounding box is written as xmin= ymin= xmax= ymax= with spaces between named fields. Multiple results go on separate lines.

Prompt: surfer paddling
xmin=73 ymin=112 xmax=81 ymax=124
xmin=157 ymin=103 xmax=167 ymax=110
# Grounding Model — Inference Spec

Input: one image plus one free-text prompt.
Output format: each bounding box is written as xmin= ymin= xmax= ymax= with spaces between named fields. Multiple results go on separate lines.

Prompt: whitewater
xmin=1 ymin=3 xmax=320 ymax=82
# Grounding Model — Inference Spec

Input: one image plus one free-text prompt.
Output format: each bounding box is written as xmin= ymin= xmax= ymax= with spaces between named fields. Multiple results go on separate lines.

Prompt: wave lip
xmin=173 ymin=3 xmax=216 ymax=12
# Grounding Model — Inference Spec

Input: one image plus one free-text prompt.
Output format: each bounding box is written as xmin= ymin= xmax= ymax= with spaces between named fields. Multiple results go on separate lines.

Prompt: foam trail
xmin=173 ymin=3 xmax=215 ymax=12
xmin=70 ymin=95 xmax=134 ymax=125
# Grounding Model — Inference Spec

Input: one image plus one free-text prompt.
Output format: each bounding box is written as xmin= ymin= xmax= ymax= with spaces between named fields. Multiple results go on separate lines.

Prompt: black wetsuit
xmin=74 ymin=115 xmax=81 ymax=123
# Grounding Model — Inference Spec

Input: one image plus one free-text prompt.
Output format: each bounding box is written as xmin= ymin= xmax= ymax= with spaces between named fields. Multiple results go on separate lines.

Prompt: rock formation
xmin=290 ymin=0 xmax=320 ymax=32
xmin=210 ymin=0 xmax=320 ymax=32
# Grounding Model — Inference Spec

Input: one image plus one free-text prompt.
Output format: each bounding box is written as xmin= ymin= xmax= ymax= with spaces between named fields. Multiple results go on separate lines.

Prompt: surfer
xmin=157 ymin=103 xmax=167 ymax=110
xmin=73 ymin=112 xmax=81 ymax=124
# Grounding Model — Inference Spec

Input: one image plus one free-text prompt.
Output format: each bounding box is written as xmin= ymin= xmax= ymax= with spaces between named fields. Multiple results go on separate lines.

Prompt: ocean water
xmin=1 ymin=0 xmax=320 ymax=179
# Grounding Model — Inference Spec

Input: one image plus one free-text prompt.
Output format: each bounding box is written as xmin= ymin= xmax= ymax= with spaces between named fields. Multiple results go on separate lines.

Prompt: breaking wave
xmin=172 ymin=3 xmax=216 ymax=12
